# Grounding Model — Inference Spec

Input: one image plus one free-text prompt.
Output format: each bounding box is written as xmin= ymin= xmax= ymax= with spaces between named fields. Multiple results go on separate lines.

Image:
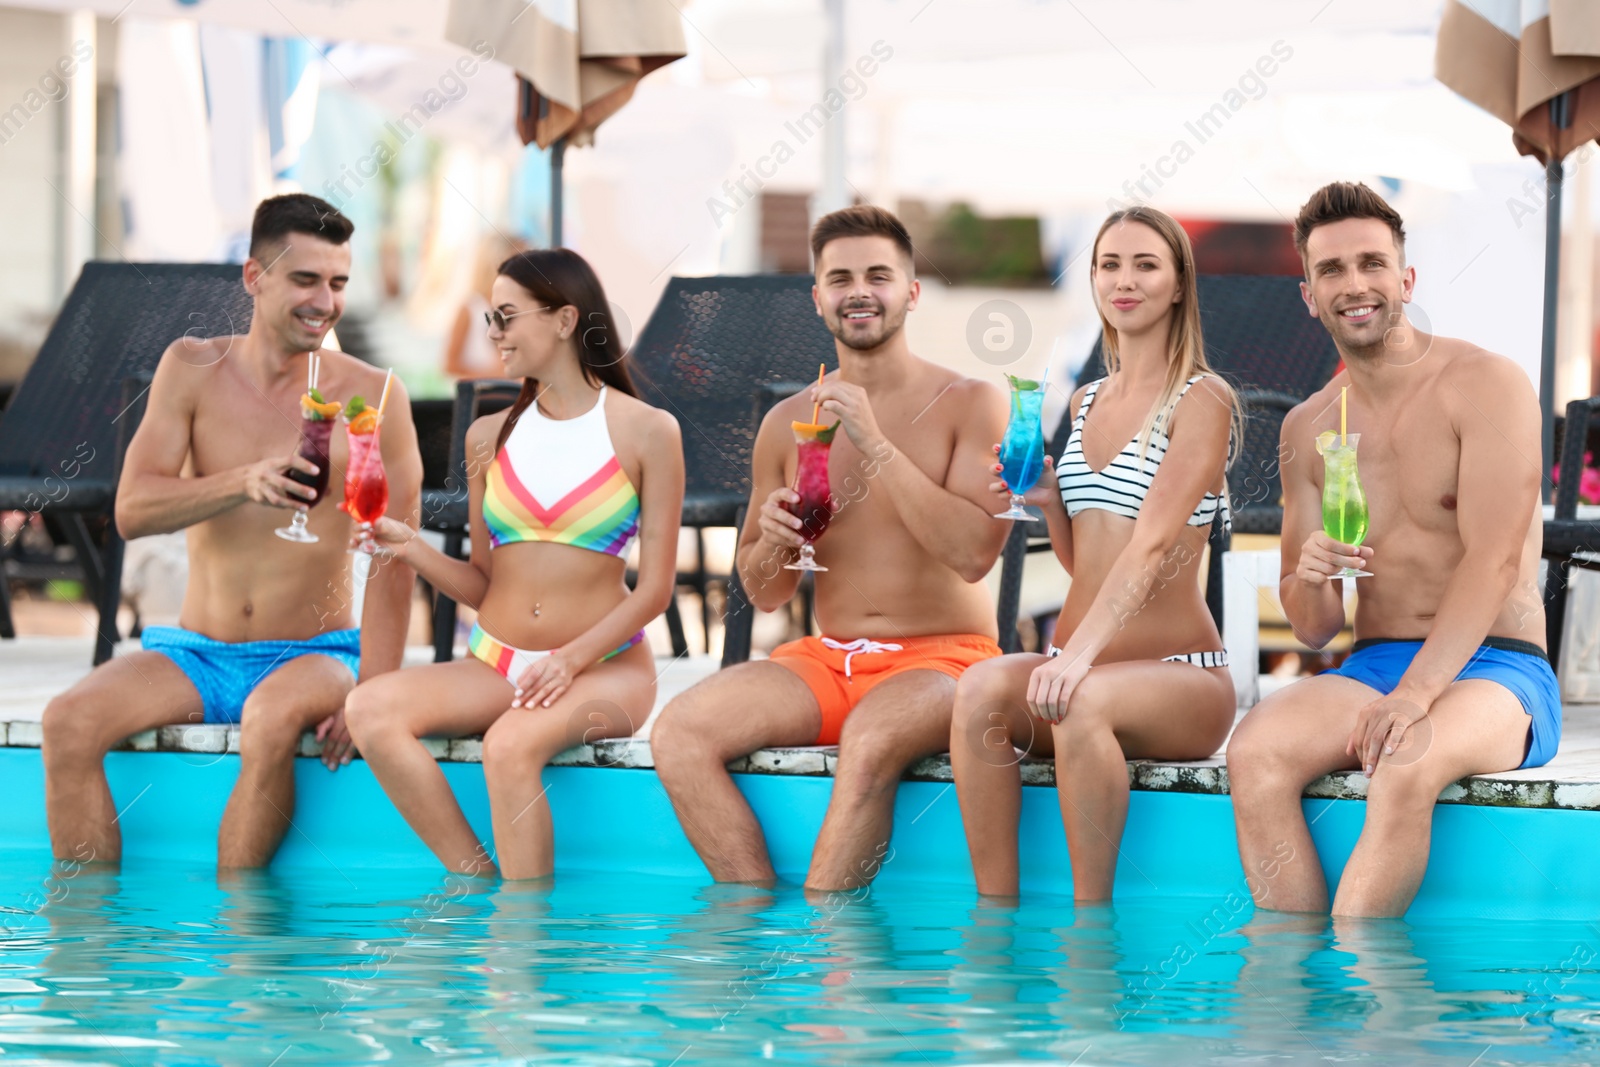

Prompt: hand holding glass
xmin=995 ymin=374 xmax=1045 ymax=520
xmin=783 ymin=420 xmax=839 ymax=572
xmin=274 ymin=391 xmax=340 ymax=544
xmin=1317 ymin=431 xmax=1370 ymax=579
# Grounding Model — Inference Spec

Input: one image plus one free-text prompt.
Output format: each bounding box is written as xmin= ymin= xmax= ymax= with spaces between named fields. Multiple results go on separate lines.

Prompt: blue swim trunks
xmin=1325 ymin=637 xmax=1561 ymax=769
xmin=140 ymin=625 xmax=362 ymax=725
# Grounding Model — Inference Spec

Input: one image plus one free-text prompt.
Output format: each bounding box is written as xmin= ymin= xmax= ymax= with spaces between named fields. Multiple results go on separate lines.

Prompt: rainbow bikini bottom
xmin=467 ymin=623 xmax=645 ymax=681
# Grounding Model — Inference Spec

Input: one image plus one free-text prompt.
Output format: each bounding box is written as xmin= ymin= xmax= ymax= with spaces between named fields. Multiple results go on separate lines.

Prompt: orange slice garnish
xmin=348 ymin=410 xmax=380 ymax=435
xmin=301 ymin=395 xmax=342 ymax=419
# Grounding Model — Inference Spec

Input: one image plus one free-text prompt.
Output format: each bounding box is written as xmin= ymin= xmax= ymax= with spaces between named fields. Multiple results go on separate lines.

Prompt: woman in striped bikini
xmin=344 ymin=249 xmax=684 ymax=879
xmin=949 ymin=206 xmax=1242 ymax=901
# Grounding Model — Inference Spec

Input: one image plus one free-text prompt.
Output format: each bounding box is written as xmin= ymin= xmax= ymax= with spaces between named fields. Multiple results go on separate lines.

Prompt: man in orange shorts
xmin=651 ymin=205 xmax=1010 ymax=891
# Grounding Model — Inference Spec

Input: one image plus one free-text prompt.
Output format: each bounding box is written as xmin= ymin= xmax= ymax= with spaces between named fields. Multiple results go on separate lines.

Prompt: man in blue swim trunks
xmin=1228 ymin=182 xmax=1559 ymax=918
xmin=41 ymin=194 xmax=422 ymax=869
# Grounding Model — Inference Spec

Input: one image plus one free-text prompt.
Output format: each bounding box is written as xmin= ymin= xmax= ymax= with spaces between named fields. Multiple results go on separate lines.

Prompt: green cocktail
xmin=1317 ymin=431 xmax=1370 ymax=578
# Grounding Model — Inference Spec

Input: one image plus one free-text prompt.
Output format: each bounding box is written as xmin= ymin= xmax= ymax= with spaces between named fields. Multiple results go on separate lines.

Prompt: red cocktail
xmin=275 ymin=389 xmax=341 ymax=544
xmin=342 ymin=399 xmax=388 ymax=554
xmin=783 ymin=420 xmax=839 ymax=572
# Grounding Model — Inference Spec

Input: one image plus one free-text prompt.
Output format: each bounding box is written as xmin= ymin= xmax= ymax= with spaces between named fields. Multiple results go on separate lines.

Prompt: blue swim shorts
xmin=1324 ymin=637 xmax=1561 ymax=769
xmin=140 ymin=625 xmax=362 ymax=725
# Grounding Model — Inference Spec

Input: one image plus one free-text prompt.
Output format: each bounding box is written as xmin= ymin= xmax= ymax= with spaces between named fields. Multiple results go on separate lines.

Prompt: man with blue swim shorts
xmin=41 ymin=194 xmax=422 ymax=869
xmin=1228 ymin=182 xmax=1559 ymax=918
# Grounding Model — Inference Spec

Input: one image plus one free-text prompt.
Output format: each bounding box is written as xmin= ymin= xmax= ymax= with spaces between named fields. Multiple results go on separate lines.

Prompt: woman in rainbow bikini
xmin=344 ymin=249 xmax=684 ymax=879
xmin=949 ymin=206 xmax=1242 ymax=902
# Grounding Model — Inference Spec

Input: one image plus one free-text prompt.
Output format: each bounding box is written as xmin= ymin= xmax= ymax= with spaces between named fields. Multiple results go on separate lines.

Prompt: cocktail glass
xmin=343 ymin=414 xmax=389 ymax=554
xmin=783 ymin=420 xmax=839 ymax=572
xmin=274 ymin=396 xmax=337 ymax=544
xmin=995 ymin=374 xmax=1045 ymax=520
xmin=1317 ymin=431 xmax=1371 ymax=578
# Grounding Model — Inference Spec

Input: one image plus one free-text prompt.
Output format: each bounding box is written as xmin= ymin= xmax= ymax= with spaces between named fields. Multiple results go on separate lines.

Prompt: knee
xmin=648 ymin=699 xmax=716 ymax=775
xmin=341 ymin=684 xmax=388 ymax=747
xmin=238 ymin=694 xmax=308 ymax=754
xmin=954 ymin=658 xmax=1012 ymax=711
xmin=1055 ymin=674 xmax=1116 ymax=751
xmin=481 ymin=714 xmax=563 ymax=781
xmin=42 ymin=690 xmax=103 ymax=765
xmin=834 ymin=725 xmax=911 ymax=797
xmin=1224 ymin=718 xmax=1296 ymax=796
xmin=1365 ymin=759 xmax=1449 ymax=816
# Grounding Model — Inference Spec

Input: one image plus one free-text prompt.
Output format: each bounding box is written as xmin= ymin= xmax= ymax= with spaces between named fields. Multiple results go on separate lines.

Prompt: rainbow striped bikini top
xmin=482 ymin=387 xmax=641 ymax=558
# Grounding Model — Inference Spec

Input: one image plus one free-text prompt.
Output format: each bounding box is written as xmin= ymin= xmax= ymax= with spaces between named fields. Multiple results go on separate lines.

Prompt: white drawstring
xmin=821 ymin=636 xmax=904 ymax=679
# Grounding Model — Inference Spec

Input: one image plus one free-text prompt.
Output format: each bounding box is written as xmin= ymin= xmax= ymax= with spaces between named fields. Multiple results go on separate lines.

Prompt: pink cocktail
xmin=342 ymin=410 xmax=388 ymax=554
xmin=783 ymin=420 xmax=838 ymax=572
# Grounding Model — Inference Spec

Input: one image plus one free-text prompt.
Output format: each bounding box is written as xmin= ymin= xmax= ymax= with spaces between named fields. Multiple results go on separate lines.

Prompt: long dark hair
xmin=493 ymin=248 xmax=637 ymax=454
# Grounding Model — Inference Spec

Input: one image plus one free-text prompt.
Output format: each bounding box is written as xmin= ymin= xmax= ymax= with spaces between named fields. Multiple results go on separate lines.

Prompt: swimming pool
xmin=3 ymin=854 xmax=1599 ymax=1066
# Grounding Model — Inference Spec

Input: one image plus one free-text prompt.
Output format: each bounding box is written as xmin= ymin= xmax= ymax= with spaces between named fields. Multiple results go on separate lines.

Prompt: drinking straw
xmin=376 ymin=368 xmax=394 ymax=425
xmin=810 ymin=362 xmax=825 ymax=424
xmin=1338 ymin=386 xmax=1348 ymax=540
xmin=307 ymin=353 xmax=313 ymax=393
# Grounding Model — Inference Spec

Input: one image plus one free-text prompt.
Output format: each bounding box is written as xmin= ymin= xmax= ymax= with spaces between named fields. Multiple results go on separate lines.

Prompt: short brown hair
xmin=810 ymin=205 xmax=913 ymax=270
xmin=1293 ymin=181 xmax=1405 ymax=261
xmin=250 ymin=193 xmax=353 ymax=260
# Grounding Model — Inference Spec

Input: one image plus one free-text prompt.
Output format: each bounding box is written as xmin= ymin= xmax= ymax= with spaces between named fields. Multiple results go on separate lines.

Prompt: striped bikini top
xmin=482 ymin=387 xmax=641 ymax=557
xmin=1056 ymin=375 xmax=1230 ymax=530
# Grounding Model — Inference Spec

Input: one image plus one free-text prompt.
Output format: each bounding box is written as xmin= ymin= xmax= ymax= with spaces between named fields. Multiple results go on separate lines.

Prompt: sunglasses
xmin=483 ymin=305 xmax=554 ymax=332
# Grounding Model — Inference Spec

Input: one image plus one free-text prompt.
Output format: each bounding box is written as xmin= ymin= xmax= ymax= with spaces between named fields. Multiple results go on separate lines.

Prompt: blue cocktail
xmin=995 ymin=374 xmax=1045 ymax=520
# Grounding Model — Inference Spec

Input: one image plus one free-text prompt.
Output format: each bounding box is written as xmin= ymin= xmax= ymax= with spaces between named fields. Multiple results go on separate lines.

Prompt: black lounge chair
xmin=0 ymin=263 xmax=254 ymax=664
xmin=1544 ymin=396 xmax=1600 ymax=671
xmin=627 ymin=275 xmax=838 ymax=667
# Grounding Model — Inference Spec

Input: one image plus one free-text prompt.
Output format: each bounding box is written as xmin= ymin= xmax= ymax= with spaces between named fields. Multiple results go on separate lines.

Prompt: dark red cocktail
xmin=783 ymin=420 xmax=839 ymax=572
xmin=275 ymin=391 xmax=341 ymax=544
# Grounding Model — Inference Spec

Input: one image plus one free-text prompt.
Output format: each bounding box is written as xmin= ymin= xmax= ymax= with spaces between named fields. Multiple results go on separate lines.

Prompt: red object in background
xmin=1176 ymin=217 xmax=1346 ymax=381
xmin=1176 ymin=219 xmax=1303 ymax=276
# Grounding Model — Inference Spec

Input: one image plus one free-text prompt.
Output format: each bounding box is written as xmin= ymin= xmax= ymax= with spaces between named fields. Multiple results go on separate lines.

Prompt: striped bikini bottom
xmin=1046 ymin=646 xmax=1228 ymax=669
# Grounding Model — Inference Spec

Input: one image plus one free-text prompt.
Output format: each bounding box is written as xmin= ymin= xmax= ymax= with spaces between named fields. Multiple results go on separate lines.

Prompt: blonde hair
xmin=1090 ymin=206 xmax=1244 ymax=469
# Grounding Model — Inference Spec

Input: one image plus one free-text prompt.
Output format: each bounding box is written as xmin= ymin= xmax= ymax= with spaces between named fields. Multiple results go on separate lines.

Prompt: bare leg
xmin=1332 ymin=679 xmax=1529 ymax=917
xmin=806 ymin=670 xmax=959 ymax=892
xmin=218 ymin=654 xmax=355 ymax=869
xmin=42 ymin=652 xmax=205 ymax=864
xmin=1226 ymin=674 xmax=1374 ymax=913
xmin=1052 ymin=660 xmax=1235 ymax=902
xmin=650 ymin=661 xmax=822 ymax=885
xmin=483 ymin=643 xmax=657 ymax=880
xmin=950 ymin=654 xmax=1054 ymax=897
xmin=344 ymin=658 xmax=517 ymax=877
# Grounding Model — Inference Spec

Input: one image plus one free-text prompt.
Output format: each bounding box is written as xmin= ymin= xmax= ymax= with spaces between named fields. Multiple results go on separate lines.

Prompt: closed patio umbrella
xmin=444 ymin=0 xmax=686 ymax=245
xmin=1437 ymin=0 xmax=1600 ymax=480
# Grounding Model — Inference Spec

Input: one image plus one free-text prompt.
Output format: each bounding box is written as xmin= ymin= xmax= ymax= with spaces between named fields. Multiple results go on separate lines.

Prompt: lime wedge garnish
xmin=1006 ymin=374 xmax=1041 ymax=391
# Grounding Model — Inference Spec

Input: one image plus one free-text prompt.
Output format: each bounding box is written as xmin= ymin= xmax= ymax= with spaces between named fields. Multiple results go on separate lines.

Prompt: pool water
xmin=2 ymin=850 xmax=1598 ymax=1066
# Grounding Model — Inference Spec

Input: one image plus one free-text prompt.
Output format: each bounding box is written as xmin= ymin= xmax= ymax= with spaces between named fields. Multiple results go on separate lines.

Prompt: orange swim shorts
xmin=768 ymin=633 xmax=1003 ymax=746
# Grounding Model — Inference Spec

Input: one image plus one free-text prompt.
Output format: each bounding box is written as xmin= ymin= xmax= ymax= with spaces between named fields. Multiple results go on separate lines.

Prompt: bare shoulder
xmin=1283 ymin=374 xmax=1346 ymax=445
xmin=916 ymin=364 xmax=1005 ymax=430
xmin=153 ymin=335 xmax=233 ymax=395
xmin=1172 ymin=374 xmax=1234 ymax=428
xmin=330 ymin=352 xmax=405 ymax=402
xmin=761 ymin=390 xmax=814 ymax=436
xmin=1434 ymin=338 xmax=1535 ymax=404
xmin=607 ymin=389 xmax=681 ymax=449
xmin=466 ymin=408 xmax=511 ymax=451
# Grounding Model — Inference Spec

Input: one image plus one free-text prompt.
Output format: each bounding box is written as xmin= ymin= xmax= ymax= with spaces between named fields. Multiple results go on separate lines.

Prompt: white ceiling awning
xmin=7 ymin=0 xmax=454 ymax=51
